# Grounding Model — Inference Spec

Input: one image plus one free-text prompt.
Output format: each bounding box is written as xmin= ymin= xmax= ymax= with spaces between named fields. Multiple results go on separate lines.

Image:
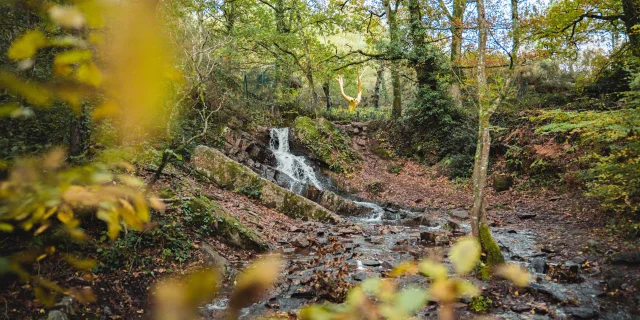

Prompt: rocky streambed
xmin=198 ymin=126 xmax=638 ymax=319
xmin=200 ymin=202 xmax=635 ymax=319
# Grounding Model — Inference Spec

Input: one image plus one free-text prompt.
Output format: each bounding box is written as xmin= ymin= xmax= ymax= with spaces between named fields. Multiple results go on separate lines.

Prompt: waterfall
xmin=269 ymin=128 xmax=323 ymax=194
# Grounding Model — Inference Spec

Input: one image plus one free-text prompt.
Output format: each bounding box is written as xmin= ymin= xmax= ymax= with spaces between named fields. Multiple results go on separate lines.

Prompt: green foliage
xmin=469 ymin=295 xmax=493 ymax=312
xmin=534 ymin=107 xmax=640 ymax=213
xmin=386 ymin=163 xmax=403 ymax=175
xmin=236 ymin=183 xmax=263 ymax=199
xmin=293 ymin=116 xmax=359 ymax=173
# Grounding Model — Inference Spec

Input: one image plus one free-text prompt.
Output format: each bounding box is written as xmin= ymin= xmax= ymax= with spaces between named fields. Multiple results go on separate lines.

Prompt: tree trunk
xmin=510 ymin=0 xmax=520 ymax=70
xmin=471 ymin=0 xmax=504 ymax=267
xmin=622 ymin=0 xmax=640 ymax=57
xmin=384 ymin=0 xmax=402 ymax=119
xmin=450 ymin=0 xmax=466 ymax=109
xmin=323 ymin=81 xmax=331 ymax=111
xmin=69 ymin=115 xmax=82 ymax=157
xmin=373 ymin=65 xmax=384 ymax=109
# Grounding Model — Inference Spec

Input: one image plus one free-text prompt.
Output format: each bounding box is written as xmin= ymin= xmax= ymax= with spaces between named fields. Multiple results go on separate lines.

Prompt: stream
xmin=202 ymin=128 xmax=630 ymax=320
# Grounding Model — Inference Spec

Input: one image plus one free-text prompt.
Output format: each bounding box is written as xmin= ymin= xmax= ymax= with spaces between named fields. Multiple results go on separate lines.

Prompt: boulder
xmin=493 ymin=174 xmax=514 ymax=192
xmin=193 ymin=146 xmax=341 ymax=224
xmin=317 ymin=190 xmax=370 ymax=217
xmin=449 ymin=209 xmax=469 ymax=219
xmin=202 ymin=244 xmax=229 ymax=273
xmin=47 ymin=311 xmax=69 ymax=320
xmin=611 ymin=251 xmax=640 ymax=265
xmin=530 ymin=257 xmax=548 ymax=274
xmin=188 ymin=197 xmax=270 ymax=251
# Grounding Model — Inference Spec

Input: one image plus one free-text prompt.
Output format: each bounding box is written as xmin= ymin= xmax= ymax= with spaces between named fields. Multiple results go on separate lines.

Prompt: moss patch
xmin=292 ymin=116 xmax=359 ymax=173
xmin=479 ymin=224 xmax=505 ymax=267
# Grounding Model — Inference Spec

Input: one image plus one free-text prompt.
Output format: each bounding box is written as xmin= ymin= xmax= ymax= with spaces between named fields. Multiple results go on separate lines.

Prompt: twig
xmin=159 ymin=197 xmax=194 ymax=203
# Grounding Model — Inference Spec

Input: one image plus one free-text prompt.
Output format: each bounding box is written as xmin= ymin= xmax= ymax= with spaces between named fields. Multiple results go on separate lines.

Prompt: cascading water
xmin=269 ymin=128 xmax=323 ymax=194
xmin=354 ymin=201 xmax=385 ymax=222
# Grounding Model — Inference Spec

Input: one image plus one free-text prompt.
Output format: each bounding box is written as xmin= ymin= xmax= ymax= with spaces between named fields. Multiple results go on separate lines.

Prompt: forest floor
xmin=2 ymin=122 xmax=639 ymax=320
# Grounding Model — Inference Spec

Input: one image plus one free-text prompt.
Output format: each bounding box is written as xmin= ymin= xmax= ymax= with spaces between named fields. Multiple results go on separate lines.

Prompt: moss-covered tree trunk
xmin=471 ymin=0 xmax=504 ymax=267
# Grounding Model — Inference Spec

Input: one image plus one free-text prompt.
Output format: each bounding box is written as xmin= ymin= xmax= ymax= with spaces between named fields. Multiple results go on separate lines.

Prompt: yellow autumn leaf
xmin=92 ymin=100 xmax=120 ymax=119
xmin=496 ymin=263 xmax=532 ymax=287
xmin=54 ymin=50 xmax=92 ymax=68
xmin=64 ymin=255 xmax=97 ymax=271
xmin=0 ymin=223 xmax=14 ymax=232
xmin=418 ymin=259 xmax=448 ymax=281
xmin=57 ymin=210 xmax=74 ymax=224
xmin=389 ymin=261 xmax=419 ymax=277
xmin=0 ymin=72 xmax=51 ymax=107
xmin=154 ymin=268 xmax=220 ymax=320
xmin=76 ymin=61 xmax=102 ymax=87
xmin=230 ymin=255 xmax=283 ymax=314
xmin=449 ymin=237 xmax=481 ymax=275
xmin=8 ymin=30 xmax=47 ymax=61
xmin=48 ymin=5 xmax=86 ymax=29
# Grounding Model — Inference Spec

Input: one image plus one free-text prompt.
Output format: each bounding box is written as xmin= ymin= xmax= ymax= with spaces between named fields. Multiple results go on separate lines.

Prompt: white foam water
xmin=354 ymin=201 xmax=385 ymax=222
xmin=269 ymin=128 xmax=323 ymax=194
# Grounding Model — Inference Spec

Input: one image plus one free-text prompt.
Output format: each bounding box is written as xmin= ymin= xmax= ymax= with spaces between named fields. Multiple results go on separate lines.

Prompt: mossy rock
xmin=479 ymin=224 xmax=505 ymax=267
xmin=493 ymin=174 xmax=513 ymax=192
xmin=192 ymin=145 xmax=341 ymax=224
xmin=292 ymin=117 xmax=359 ymax=173
xmin=187 ymin=196 xmax=270 ymax=252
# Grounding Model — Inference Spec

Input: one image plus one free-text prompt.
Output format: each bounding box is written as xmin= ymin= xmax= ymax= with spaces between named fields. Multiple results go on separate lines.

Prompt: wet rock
xmin=385 ymin=207 xmax=399 ymax=213
xmin=444 ymin=218 xmax=460 ymax=232
xmin=408 ymin=206 xmax=425 ymax=213
xmin=518 ymin=212 xmax=537 ymax=219
xmin=362 ymin=260 xmax=381 ymax=267
xmin=565 ymin=261 xmax=580 ymax=273
xmin=401 ymin=214 xmax=437 ymax=227
xmin=282 ymin=248 xmax=296 ymax=254
xmin=47 ymin=311 xmax=69 ymax=320
xmin=511 ymin=304 xmax=532 ymax=313
xmin=605 ymin=277 xmax=623 ymax=291
xmin=318 ymin=190 xmax=371 ymax=217
xmin=564 ymin=307 xmax=598 ymax=319
xmin=531 ymin=257 xmax=548 ymax=274
xmin=202 ymin=244 xmax=228 ymax=273
xmin=368 ymin=236 xmax=384 ymax=244
xmin=611 ymin=251 xmax=640 ymax=265
xmin=449 ymin=209 xmax=469 ymax=219
xmin=420 ymin=230 xmax=451 ymax=246
xmin=530 ymin=283 xmax=568 ymax=302
xmin=353 ymin=272 xmax=372 ymax=281
xmin=303 ymin=185 xmax=322 ymax=202
xmin=292 ymin=235 xmax=310 ymax=248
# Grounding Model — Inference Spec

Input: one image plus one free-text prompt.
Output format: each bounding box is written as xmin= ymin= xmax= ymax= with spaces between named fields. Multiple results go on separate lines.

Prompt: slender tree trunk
xmin=323 ymin=81 xmax=331 ymax=111
xmin=373 ymin=65 xmax=384 ymax=109
xmin=69 ymin=115 xmax=82 ymax=157
xmin=471 ymin=0 xmax=504 ymax=267
xmin=450 ymin=0 xmax=466 ymax=109
xmin=384 ymin=0 xmax=402 ymax=119
xmin=510 ymin=0 xmax=520 ymax=70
